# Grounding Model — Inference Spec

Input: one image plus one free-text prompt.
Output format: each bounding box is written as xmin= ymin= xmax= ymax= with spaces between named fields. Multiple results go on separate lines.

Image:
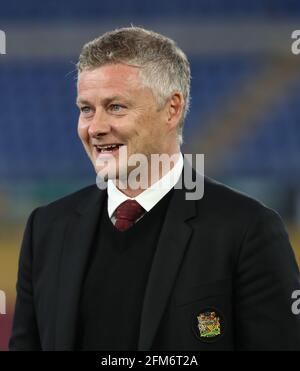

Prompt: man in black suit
xmin=10 ymin=27 xmax=300 ymax=351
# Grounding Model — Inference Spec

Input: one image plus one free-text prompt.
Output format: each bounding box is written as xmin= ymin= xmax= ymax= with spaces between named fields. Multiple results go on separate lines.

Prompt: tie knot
xmin=115 ymin=200 xmax=145 ymax=231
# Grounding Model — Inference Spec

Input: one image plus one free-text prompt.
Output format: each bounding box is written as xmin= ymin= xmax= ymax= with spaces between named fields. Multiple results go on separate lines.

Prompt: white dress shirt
xmin=107 ymin=152 xmax=184 ymax=225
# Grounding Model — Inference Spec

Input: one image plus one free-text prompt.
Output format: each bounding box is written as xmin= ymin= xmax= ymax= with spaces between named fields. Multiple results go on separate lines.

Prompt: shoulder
xmin=199 ymin=176 xmax=284 ymax=230
xmin=202 ymin=176 xmax=264 ymax=210
xmin=195 ymin=177 xmax=293 ymax=272
xmin=29 ymin=184 xmax=104 ymax=224
xmin=182 ymin=160 xmax=275 ymax=222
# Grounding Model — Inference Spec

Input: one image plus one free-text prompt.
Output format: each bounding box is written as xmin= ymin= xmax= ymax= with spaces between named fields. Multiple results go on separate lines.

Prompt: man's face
xmin=77 ymin=64 xmax=170 ymax=181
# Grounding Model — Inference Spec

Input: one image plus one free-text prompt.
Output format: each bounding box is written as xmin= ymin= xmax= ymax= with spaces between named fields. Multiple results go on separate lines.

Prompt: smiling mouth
xmin=93 ymin=143 xmax=124 ymax=154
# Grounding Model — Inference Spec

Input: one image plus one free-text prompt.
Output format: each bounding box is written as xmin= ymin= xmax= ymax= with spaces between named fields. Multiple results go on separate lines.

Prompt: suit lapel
xmin=54 ymin=186 xmax=106 ymax=350
xmin=138 ymin=163 xmax=198 ymax=350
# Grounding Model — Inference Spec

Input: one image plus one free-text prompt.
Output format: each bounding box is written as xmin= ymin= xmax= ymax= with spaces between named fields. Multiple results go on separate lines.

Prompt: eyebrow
xmin=76 ymin=98 xmax=91 ymax=106
xmin=76 ymin=95 xmax=131 ymax=106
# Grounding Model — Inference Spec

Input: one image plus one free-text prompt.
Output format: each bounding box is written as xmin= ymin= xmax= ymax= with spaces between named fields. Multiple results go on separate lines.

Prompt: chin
xmin=95 ymin=164 xmax=125 ymax=181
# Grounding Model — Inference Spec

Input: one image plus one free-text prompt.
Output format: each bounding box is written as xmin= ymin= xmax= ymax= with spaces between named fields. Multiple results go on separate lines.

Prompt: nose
xmin=88 ymin=108 xmax=111 ymax=138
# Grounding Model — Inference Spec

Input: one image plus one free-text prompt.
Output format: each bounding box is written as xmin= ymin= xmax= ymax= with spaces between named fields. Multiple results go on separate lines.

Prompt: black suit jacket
xmin=9 ymin=164 xmax=300 ymax=350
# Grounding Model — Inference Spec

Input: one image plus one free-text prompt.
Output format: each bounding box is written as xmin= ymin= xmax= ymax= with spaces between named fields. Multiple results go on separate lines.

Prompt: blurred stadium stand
xmin=1 ymin=0 xmax=300 ymax=20
xmin=0 ymin=57 xmax=263 ymax=181
xmin=0 ymin=0 xmax=300 ymax=351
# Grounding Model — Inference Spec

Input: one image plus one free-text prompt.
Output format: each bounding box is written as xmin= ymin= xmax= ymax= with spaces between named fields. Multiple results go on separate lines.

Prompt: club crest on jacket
xmin=197 ymin=311 xmax=221 ymax=338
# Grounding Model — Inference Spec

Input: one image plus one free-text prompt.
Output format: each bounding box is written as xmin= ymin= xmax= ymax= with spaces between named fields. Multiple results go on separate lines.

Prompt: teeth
xmin=96 ymin=144 xmax=122 ymax=151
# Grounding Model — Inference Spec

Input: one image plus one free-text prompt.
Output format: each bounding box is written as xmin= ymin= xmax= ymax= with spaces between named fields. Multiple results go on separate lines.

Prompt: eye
xmin=80 ymin=106 xmax=91 ymax=114
xmin=109 ymin=104 xmax=126 ymax=113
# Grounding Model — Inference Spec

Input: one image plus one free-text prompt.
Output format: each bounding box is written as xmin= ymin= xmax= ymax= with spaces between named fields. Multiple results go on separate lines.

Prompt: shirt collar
xmin=107 ymin=152 xmax=183 ymax=218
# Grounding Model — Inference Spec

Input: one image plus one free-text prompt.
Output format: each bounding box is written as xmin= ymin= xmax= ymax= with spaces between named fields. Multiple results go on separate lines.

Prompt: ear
xmin=166 ymin=91 xmax=184 ymax=130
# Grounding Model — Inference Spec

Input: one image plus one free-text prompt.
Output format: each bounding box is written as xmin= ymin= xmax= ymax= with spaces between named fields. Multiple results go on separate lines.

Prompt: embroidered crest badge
xmin=192 ymin=308 xmax=224 ymax=342
xmin=197 ymin=311 xmax=221 ymax=338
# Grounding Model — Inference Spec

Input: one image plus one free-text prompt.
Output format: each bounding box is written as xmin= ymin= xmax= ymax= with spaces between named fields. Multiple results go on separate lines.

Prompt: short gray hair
xmin=77 ymin=26 xmax=191 ymax=145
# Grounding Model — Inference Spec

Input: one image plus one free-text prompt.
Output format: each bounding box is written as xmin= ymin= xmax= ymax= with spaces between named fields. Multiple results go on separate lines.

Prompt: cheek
xmin=77 ymin=119 xmax=89 ymax=142
xmin=143 ymin=114 xmax=164 ymax=139
xmin=110 ymin=120 xmax=134 ymax=141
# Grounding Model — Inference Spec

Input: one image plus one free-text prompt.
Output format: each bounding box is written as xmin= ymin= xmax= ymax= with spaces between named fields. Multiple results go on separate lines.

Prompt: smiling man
xmin=76 ymin=63 xmax=182 ymax=192
xmin=10 ymin=27 xmax=300 ymax=351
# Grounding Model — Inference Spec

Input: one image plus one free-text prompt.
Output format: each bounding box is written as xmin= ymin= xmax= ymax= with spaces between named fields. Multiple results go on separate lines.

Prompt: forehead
xmin=77 ymin=64 xmax=142 ymax=96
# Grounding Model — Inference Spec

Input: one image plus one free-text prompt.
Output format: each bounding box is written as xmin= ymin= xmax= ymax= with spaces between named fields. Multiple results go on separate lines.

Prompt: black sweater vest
xmin=76 ymin=189 xmax=174 ymax=350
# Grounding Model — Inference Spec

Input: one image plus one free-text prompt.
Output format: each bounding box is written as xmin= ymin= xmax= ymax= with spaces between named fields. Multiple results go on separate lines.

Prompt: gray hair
xmin=77 ymin=26 xmax=191 ymax=145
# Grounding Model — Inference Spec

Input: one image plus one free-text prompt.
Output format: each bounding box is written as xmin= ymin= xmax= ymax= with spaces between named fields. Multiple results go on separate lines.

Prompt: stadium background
xmin=0 ymin=0 xmax=300 ymax=350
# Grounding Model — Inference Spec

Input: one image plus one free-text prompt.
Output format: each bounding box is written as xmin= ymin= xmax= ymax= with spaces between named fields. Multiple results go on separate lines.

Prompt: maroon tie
xmin=115 ymin=200 xmax=145 ymax=231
